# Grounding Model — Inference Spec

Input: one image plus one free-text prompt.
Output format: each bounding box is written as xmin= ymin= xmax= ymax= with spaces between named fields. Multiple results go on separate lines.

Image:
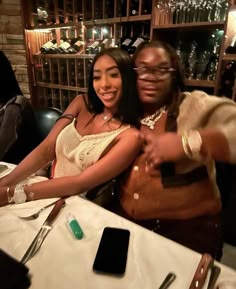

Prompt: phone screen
xmin=93 ymin=227 xmax=130 ymax=275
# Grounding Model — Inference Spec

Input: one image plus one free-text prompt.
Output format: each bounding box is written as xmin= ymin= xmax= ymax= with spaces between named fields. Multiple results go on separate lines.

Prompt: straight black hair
xmin=0 ymin=51 xmax=23 ymax=103
xmin=86 ymin=47 xmax=142 ymax=128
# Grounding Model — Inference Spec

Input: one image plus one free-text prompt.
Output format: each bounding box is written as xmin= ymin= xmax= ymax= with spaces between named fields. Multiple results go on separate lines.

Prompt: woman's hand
xmin=143 ymin=131 xmax=186 ymax=168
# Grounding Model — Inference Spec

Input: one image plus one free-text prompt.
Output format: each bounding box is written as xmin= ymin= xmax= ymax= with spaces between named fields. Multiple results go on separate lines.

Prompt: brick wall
xmin=0 ymin=0 xmax=30 ymax=98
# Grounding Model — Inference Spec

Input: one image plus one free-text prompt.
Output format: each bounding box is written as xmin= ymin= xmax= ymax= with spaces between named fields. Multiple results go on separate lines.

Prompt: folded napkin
xmin=0 ymin=249 xmax=31 ymax=289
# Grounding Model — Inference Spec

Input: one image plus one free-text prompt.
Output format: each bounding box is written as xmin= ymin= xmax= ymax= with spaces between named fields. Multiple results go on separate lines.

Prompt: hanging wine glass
xmin=196 ymin=50 xmax=210 ymax=80
xmin=188 ymin=41 xmax=198 ymax=79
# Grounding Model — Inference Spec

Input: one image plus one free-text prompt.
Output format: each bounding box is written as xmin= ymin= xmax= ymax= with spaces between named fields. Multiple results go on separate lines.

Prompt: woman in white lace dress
xmin=0 ymin=48 xmax=143 ymax=206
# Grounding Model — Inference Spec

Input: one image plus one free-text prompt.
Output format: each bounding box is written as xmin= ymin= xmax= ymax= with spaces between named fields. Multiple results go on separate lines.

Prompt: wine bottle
xmin=85 ymin=41 xmax=100 ymax=54
xmin=47 ymin=42 xmax=58 ymax=54
xmin=47 ymin=37 xmax=65 ymax=54
xmin=61 ymin=60 xmax=68 ymax=85
xmin=220 ymin=61 xmax=236 ymax=98
xmin=104 ymin=0 xmax=114 ymax=18
xmin=129 ymin=0 xmax=139 ymax=16
xmin=40 ymin=39 xmax=56 ymax=54
xmin=141 ymin=0 xmax=152 ymax=14
xmin=42 ymin=59 xmax=50 ymax=82
xmin=57 ymin=38 xmax=71 ymax=54
xmin=95 ymin=0 xmax=103 ymax=19
xmin=52 ymin=60 xmax=59 ymax=84
xmin=119 ymin=0 xmax=127 ymax=17
xmin=84 ymin=1 xmax=92 ymax=20
xmin=67 ymin=38 xmax=84 ymax=54
xmin=120 ymin=38 xmax=133 ymax=51
xmin=69 ymin=59 xmax=76 ymax=86
xmin=100 ymin=38 xmax=112 ymax=51
xmin=77 ymin=60 xmax=84 ymax=87
xmin=72 ymin=40 xmax=84 ymax=54
xmin=127 ymin=37 xmax=144 ymax=54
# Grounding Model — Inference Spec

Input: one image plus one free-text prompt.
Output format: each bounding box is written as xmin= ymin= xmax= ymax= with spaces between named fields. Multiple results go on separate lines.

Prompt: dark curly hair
xmin=86 ymin=47 xmax=142 ymax=128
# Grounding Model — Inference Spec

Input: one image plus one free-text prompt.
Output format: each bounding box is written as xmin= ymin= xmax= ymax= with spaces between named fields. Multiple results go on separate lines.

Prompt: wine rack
xmin=151 ymin=0 xmax=234 ymax=96
xmin=20 ymin=0 xmax=236 ymax=109
xmin=20 ymin=0 xmax=152 ymax=110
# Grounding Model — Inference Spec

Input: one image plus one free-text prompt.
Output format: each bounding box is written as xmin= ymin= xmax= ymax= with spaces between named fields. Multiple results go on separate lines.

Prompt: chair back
xmin=34 ymin=107 xmax=63 ymax=144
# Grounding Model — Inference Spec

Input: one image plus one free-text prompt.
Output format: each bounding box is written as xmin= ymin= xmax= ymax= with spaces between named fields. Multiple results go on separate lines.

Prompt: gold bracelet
xmin=181 ymin=133 xmax=192 ymax=159
xmin=6 ymin=186 xmax=13 ymax=204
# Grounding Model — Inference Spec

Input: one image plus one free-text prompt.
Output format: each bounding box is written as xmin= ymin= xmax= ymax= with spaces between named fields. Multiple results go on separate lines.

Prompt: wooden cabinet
xmin=150 ymin=0 xmax=235 ymax=96
xmin=20 ymin=0 xmax=236 ymax=110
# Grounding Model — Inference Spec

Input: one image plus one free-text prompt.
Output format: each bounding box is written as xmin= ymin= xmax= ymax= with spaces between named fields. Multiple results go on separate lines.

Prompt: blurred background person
xmin=0 ymin=51 xmax=37 ymax=164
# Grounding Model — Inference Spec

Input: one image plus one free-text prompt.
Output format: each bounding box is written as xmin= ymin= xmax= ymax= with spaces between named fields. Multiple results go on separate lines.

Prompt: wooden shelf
xmin=27 ymin=22 xmax=82 ymax=30
xmin=21 ymin=0 xmax=233 ymax=109
xmin=152 ymin=21 xmax=225 ymax=30
xmin=222 ymin=54 xmax=236 ymax=61
xmin=84 ymin=15 xmax=151 ymax=26
xmin=37 ymin=82 xmax=88 ymax=92
xmin=33 ymin=54 xmax=94 ymax=60
xmin=184 ymin=79 xmax=215 ymax=88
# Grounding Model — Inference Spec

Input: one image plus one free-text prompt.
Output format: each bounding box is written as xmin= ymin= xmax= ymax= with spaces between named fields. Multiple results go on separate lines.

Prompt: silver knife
xmin=21 ymin=198 xmax=66 ymax=264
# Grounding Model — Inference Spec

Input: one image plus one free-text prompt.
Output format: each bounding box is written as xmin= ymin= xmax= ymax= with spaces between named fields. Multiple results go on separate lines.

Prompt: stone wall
xmin=0 ymin=0 xmax=30 ymax=98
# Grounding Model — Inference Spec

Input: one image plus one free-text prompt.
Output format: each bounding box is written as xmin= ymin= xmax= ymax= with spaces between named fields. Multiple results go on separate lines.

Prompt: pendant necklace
xmin=140 ymin=106 xmax=166 ymax=129
xmin=102 ymin=113 xmax=114 ymax=122
xmin=103 ymin=114 xmax=108 ymax=121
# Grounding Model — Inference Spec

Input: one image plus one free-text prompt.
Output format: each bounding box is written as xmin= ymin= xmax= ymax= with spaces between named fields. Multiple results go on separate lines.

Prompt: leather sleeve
xmin=0 ymin=103 xmax=21 ymax=160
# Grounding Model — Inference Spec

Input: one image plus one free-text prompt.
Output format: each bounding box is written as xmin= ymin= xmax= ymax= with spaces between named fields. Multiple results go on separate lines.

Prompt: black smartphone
xmin=93 ymin=227 xmax=130 ymax=275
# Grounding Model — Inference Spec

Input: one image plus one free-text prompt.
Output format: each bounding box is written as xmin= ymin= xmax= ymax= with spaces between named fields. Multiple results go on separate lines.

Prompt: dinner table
xmin=0 ymin=161 xmax=236 ymax=289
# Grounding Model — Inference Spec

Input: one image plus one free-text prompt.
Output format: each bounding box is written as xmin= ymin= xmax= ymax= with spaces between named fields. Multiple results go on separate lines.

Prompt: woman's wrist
xmin=181 ymin=130 xmax=203 ymax=161
xmin=5 ymin=183 xmax=35 ymax=204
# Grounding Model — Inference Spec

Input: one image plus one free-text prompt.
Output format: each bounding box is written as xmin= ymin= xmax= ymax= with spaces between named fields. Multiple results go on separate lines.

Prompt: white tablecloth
xmin=0 ymin=162 xmax=236 ymax=289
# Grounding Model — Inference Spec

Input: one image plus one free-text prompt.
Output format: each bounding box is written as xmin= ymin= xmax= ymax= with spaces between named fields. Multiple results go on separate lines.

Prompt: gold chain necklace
xmin=140 ymin=106 xmax=166 ymax=129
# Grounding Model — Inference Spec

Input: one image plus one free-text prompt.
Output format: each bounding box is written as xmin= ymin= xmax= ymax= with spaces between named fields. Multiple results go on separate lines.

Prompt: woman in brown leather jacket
xmin=118 ymin=41 xmax=236 ymax=260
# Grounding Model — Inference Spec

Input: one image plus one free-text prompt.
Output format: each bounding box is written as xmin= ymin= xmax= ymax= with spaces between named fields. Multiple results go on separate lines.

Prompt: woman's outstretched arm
xmin=0 ymin=127 xmax=143 ymax=206
xmin=0 ymin=96 xmax=82 ymax=187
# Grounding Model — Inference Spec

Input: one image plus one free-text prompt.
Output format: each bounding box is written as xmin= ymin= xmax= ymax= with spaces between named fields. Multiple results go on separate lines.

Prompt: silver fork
xmin=18 ymin=200 xmax=59 ymax=220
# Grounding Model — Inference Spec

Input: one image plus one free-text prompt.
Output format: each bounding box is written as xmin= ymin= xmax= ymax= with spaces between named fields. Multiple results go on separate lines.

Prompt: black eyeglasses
xmin=133 ymin=66 xmax=175 ymax=79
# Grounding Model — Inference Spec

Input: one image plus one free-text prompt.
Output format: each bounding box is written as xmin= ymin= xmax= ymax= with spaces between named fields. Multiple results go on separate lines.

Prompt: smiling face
xmin=93 ymin=54 xmax=122 ymax=114
xmin=135 ymin=47 xmax=174 ymax=110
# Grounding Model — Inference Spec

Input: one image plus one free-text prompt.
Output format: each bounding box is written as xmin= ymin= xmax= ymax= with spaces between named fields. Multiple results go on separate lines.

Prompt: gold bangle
xmin=181 ymin=133 xmax=192 ymax=159
xmin=6 ymin=186 xmax=13 ymax=204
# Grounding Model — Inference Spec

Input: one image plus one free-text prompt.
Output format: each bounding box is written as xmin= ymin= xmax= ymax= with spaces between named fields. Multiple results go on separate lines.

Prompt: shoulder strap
xmin=56 ymin=113 xmax=75 ymax=123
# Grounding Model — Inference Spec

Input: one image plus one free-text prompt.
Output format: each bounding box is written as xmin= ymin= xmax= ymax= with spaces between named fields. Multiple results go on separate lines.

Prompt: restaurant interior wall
xmin=0 ymin=0 xmax=30 ymax=98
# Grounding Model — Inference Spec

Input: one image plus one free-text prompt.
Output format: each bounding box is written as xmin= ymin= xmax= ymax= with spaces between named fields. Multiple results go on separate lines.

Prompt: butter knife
xmin=21 ymin=198 xmax=65 ymax=264
xmin=188 ymin=253 xmax=214 ymax=289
